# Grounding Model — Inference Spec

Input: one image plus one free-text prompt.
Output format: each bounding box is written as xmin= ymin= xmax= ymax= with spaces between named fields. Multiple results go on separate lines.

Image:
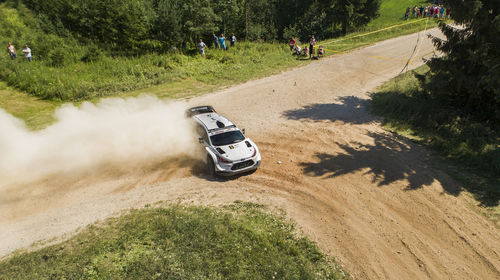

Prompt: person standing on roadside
xmin=198 ymin=39 xmax=206 ymax=58
xmin=230 ymin=34 xmax=236 ymax=47
xmin=7 ymin=42 xmax=16 ymax=59
xmin=289 ymin=37 xmax=296 ymax=52
xmin=219 ymin=34 xmax=227 ymax=50
xmin=309 ymin=35 xmax=316 ymax=59
xmin=22 ymin=44 xmax=32 ymax=62
xmin=213 ymin=34 xmax=219 ymax=49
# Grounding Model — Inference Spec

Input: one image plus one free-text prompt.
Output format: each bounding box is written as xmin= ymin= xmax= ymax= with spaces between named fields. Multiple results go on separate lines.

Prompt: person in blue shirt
xmin=219 ymin=34 xmax=226 ymax=51
xmin=213 ymin=34 xmax=219 ymax=49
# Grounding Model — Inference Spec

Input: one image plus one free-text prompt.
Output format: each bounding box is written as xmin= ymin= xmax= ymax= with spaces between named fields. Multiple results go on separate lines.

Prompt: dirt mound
xmin=1 ymin=29 xmax=499 ymax=279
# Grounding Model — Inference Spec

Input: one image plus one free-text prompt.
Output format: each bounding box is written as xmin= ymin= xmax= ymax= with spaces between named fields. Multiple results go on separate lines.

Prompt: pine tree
xmin=424 ymin=0 xmax=500 ymax=123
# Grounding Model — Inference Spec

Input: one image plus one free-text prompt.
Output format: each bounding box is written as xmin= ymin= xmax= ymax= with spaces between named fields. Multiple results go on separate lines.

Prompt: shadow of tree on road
xmin=283 ymin=96 xmax=376 ymax=124
xmin=299 ymin=129 xmax=462 ymax=195
xmin=284 ymin=96 xmax=498 ymax=206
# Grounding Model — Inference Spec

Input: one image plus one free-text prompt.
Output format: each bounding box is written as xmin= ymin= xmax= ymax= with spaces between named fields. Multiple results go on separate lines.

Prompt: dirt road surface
xmin=1 ymin=29 xmax=500 ymax=279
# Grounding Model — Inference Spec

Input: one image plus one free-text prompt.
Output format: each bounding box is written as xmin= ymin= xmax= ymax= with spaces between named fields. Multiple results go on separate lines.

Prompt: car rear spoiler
xmin=185 ymin=105 xmax=216 ymax=117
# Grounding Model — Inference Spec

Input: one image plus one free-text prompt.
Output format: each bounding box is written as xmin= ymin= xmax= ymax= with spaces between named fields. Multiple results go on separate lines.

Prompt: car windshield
xmin=210 ymin=130 xmax=245 ymax=146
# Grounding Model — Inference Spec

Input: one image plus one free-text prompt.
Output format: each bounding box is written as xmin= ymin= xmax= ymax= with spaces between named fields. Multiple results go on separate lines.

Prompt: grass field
xmin=367 ymin=0 xmax=429 ymax=29
xmin=371 ymin=66 xmax=500 ymax=224
xmin=0 ymin=203 xmax=348 ymax=280
xmin=0 ymin=1 xmax=440 ymax=130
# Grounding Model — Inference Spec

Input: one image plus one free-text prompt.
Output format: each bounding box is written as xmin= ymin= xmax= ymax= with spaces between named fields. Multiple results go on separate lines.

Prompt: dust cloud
xmin=0 ymin=95 xmax=198 ymax=188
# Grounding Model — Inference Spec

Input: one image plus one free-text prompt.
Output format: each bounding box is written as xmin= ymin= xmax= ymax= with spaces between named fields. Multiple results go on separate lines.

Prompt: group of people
xmin=213 ymin=33 xmax=236 ymax=51
xmin=289 ymin=36 xmax=325 ymax=59
xmin=198 ymin=33 xmax=237 ymax=57
xmin=7 ymin=42 xmax=32 ymax=62
xmin=404 ymin=3 xmax=451 ymax=20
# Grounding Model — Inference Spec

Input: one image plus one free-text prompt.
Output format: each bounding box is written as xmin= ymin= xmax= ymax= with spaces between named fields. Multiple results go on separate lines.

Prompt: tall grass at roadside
xmin=0 ymin=203 xmax=348 ymax=280
xmin=0 ymin=42 xmax=297 ymax=101
xmin=371 ymin=66 xmax=499 ymax=219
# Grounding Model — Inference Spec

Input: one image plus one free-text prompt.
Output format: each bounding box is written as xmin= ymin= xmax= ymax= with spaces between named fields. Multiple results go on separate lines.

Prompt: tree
xmin=423 ymin=0 xmax=500 ymax=123
xmin=334 ymin=0 xmax=381 ymax=35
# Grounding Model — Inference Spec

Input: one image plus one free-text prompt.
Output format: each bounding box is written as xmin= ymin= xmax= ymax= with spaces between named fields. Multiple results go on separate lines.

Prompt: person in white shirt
xmin=7 ymin=42 xmax=16 ymax=59
xmin=198 ymin=39 xmax=206 ymax=58
xmin=22 ymin=44 xmax=32 ymax=62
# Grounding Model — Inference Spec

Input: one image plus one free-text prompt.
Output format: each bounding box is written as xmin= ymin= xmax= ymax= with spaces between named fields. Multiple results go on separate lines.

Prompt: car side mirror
xmin=198 ymin=137 xmax=204 ymax=143
xmin=242 ymin=128 xmax=246 ymax=135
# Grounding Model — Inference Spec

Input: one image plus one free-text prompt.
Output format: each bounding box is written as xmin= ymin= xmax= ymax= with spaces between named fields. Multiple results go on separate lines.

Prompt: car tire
xmin=207 ymin=155 xmax=216 ymax=177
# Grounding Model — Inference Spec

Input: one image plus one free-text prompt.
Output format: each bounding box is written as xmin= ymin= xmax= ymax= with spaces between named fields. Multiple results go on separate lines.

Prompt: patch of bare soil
xmin=1 ymin=29 xmax=499 ymax=279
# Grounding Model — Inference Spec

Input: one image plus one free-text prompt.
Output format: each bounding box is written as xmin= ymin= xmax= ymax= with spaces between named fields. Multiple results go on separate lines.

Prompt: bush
xmin=48 ymin=48 xmax=67 ymax=66
xmin=81 ymin=45 xmax=102 ymax=62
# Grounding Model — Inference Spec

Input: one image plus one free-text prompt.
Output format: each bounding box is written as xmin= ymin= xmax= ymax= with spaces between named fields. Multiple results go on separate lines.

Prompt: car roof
xmin=193 ymin=112 xmax=237 ymax=133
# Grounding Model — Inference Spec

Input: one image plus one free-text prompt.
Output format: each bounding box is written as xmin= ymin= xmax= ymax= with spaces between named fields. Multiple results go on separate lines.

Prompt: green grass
xmin=0 ymin=81 xmax=59 ymax=129
xmin=0 ymin=203 xmax=348 ymax=280
xmin=319 ymin=0 xmax=439 ymax=53
xmin=0 ymin=42 xmax=299 ymax=101
xmin=370 ymin=65 xmax=500 ymax=224
xmin=367 ymin=0 xmax=428 ymax=29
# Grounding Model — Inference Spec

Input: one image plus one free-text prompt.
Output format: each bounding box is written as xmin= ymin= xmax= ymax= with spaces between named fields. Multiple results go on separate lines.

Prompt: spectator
xmin=230 ymin=34 xmax=236 ymax=47
xmin=213 ymin=34 xmax=219 ymax=49
xmin=446 ymin=8 xmax=451 ymax=19
xmin=309 ymin=35 xmax=315 ymax=59
xmin=294 ymin=45 xmax=302 ymax=56
xmin=304 ymin=46 xmax=309 ymax=57
xmin=317 ymin=45 xmax=325 ymax=57
xmin=289 ymin=37 xmax=296 ymax=52
xmin=404 ymin=7 xmax=410 ymax=20
xmin=219 ymin=34 xmax=227 ymax=51
xmin=198 ymin=39 xmax=206 ymax=58
xmin=412 ymin=6 xmax=417 ymax=18
xmin=440 ymin=6 xmax=445 ymax=18
xmin=419 ymin=6 xmax=424 ymax=17
xmin=7 ymin=42 xmax=16 ymax=59
xmin=22 ymin=44 xmax=32 ymax=62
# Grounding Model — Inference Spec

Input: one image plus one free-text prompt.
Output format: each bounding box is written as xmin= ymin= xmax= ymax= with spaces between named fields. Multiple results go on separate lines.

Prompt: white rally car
xmin=187 ymin=106 xmax=261 ymax=176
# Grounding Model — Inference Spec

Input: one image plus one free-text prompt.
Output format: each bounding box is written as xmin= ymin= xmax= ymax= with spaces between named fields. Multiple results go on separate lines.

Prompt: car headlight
xmin=217 ymin=155 xmax=232 ymax=164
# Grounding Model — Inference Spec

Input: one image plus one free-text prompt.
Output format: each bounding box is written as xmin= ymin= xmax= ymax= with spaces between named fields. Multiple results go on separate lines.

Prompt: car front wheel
xmin=207 ymin=155 xmax=216 ymax=177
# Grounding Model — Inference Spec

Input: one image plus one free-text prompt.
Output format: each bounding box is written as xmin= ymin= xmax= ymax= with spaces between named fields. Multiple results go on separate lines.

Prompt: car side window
xmin=196 ymin=124 xmax=209 ymax=143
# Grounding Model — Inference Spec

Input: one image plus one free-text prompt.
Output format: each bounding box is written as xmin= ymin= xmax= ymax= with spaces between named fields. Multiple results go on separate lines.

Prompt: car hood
xmin=217 ymin=141 xmax=255 ymax=161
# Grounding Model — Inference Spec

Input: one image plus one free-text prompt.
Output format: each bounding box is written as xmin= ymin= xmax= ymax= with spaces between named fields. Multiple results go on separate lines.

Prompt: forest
xmin=22 ymin=0 xmax=380 ymax=54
